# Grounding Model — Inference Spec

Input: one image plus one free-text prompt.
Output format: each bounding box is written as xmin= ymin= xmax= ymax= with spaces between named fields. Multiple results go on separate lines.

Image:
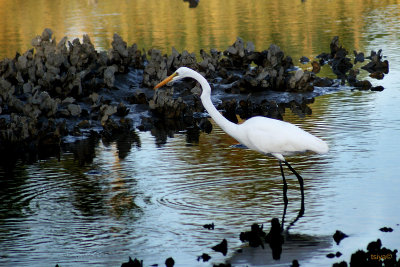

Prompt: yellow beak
xmin=154 ymin=72 xmax=178 ymax=89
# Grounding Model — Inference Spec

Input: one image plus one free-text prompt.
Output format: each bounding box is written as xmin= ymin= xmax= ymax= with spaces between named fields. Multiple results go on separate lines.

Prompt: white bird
xmin=154 ymin=67 xmax=329 ymax=212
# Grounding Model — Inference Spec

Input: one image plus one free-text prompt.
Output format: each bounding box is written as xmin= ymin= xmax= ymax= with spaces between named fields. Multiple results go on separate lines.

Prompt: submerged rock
xmin=121 ymin=257 xmax=143 ymax=267
xmin=165 ymin=257 xmax=175 ymax=267
xmin=333 ymin=230 xmax=348 ymax=245
xmin=197 ymin=253 xmax=211 ymax=262
xmin=212 ymin=239 xmax=228 ymax=256
xmin=362 ymin=49 xmax=389 ymax=74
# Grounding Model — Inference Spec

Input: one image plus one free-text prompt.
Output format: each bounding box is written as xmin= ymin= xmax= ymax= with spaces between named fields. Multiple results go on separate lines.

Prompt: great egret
xmin=154 ymin=67 xmax=329 ymax=212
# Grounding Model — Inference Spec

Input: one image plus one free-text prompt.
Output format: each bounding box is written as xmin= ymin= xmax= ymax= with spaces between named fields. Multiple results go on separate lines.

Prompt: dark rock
xmin=362 ymin=49 xmax=389 ymax=74
xmin=41 ymin=28 xmax=53 ymax=42
xmin=213 ymin=264 xmax=231 ymax=267
xmin=183 ymin=0 xmax=200 ymax=8
xmin=371 ymin=86 xmax=384 ymax=91
xmin=128 ymin=43 xmax=145 ymax=69
xmin=104 ymin=65 xmax=118 ymax=88
xmin=369 ymin=71 xmax=384 ymax=79
xmin=77 ymin=120 xmax=91 ymax=129
xmin=316 ymin=52 xmax=330 ymax=64
xmin=89 ymin=92 xmax=101 ymax=106
xmin=102 ymin=118 xmax=133 ymax=139
xmin=311 ymin=61 xmax=321 ymax=73
xmin=314 ymin=77 xmax=335 ymax=87
xmin=331 ymin=51 xmax=353 ymax=80
xmin=221 ymin=38 xmax=259 ymax=69
xmin=288 ymin=69 xmax=315 ymax=92
xmin=127 ymin=90 xmax=148 ymax=105
xmin=332 ymin=261 xmax=348 ymax=267
xmin=167 ymin=47 xmax=198 ymax=72
xmin=333 ymin=230 xmax=348 ymax=245
xmin=199 ymin=49 xmax=221 ymax=77
xmin=300 ymin=56 xmax=310 ymax=64
xmin=67 ymin=103 xmax=82 ymax=116
xmin=347 ymin=68 xmax=359 ymax=86
xmin=149 ymin=87 xmax=187 ymax=119
xmin=117 ymin=102 xmax=130 ymax=117
xmin=197 ymin=253 xmax=211 ymax=262
xmin=165 ymin=257 xmax=174 ymax=267
xmin=109 ymin=34 xmax=145 ymax=72
xmin=203 ymin=222 xmax=214 ymax=230
xmin=353 ymin=50 xmax=365 ymax=64
xmin=212 ymin=239 xmax=228 ymax=256
xmin=143 ymin=49 xmax=168 ymax=88
xmin=291 ymin=260 xmax=300 ymax=267
xmin=367 ymin=238 xmax=382 ymax=252
xmin=111 ymin=34 xmax=128 ymax=58
xmin=121 ymin=256 xmax=142 ymax=267
xmin=379 ymin=227 xmax=393 ymax=232
xmin=267 ymin=44 xmax=285 ymax=68
xmin=0 ymin=29 xmax=389 ymax=165
xmin=100 ymin=104 xmax=117 ymax=124
xmin=353 ymin=80 xmax=372 ymax=90
xmin=198 ymin=118 xmax=212 ymax=133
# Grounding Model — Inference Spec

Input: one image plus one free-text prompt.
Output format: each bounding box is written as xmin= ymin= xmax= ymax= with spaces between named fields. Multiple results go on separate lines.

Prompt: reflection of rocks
xmin=265 ymin=218 xmax=284 ymax=260
xmin=62 ymin=133 xmax=100 ymax=166
xmin=239 ymin=218 xmax=284 ymax=260
xmin=240 ymin=223 xmax=267 ymax=248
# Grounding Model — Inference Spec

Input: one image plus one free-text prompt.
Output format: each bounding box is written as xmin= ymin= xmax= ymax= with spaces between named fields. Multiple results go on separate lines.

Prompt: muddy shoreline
xmin=0 ymin=29 xmax=389 ymax=166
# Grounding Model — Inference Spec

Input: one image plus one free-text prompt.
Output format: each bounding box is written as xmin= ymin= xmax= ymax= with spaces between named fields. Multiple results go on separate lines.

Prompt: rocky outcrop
xmin=0 ymin=30 xmax=389 ymax=162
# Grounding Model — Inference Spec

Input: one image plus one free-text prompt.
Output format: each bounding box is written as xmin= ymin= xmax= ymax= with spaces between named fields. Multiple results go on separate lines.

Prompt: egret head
xmin=154 ymin=67 xmax=194 ymax=89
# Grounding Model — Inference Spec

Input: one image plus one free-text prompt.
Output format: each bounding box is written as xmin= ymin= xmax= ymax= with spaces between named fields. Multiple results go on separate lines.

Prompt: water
xmin=1 ymin=0 xmax=400 ymax=266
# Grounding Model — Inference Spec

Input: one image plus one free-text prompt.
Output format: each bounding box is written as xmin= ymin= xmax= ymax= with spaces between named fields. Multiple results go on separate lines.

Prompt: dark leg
xmin=284 ymin=161 xmax=305 ymax=217
xmin=279 ymin=161 xmax=288 ymax=206
xmin=279 ymin=161 xmax=288 ymax=231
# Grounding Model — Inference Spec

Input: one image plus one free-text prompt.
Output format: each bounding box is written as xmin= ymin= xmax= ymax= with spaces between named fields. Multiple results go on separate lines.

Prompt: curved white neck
xmin=195 ymin=73 xmax=239 ymax=138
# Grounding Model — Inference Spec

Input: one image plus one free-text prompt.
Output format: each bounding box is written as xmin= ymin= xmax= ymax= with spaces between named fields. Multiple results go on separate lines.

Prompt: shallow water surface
xmin=1 ymin=0 xmax=400 ymax=266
